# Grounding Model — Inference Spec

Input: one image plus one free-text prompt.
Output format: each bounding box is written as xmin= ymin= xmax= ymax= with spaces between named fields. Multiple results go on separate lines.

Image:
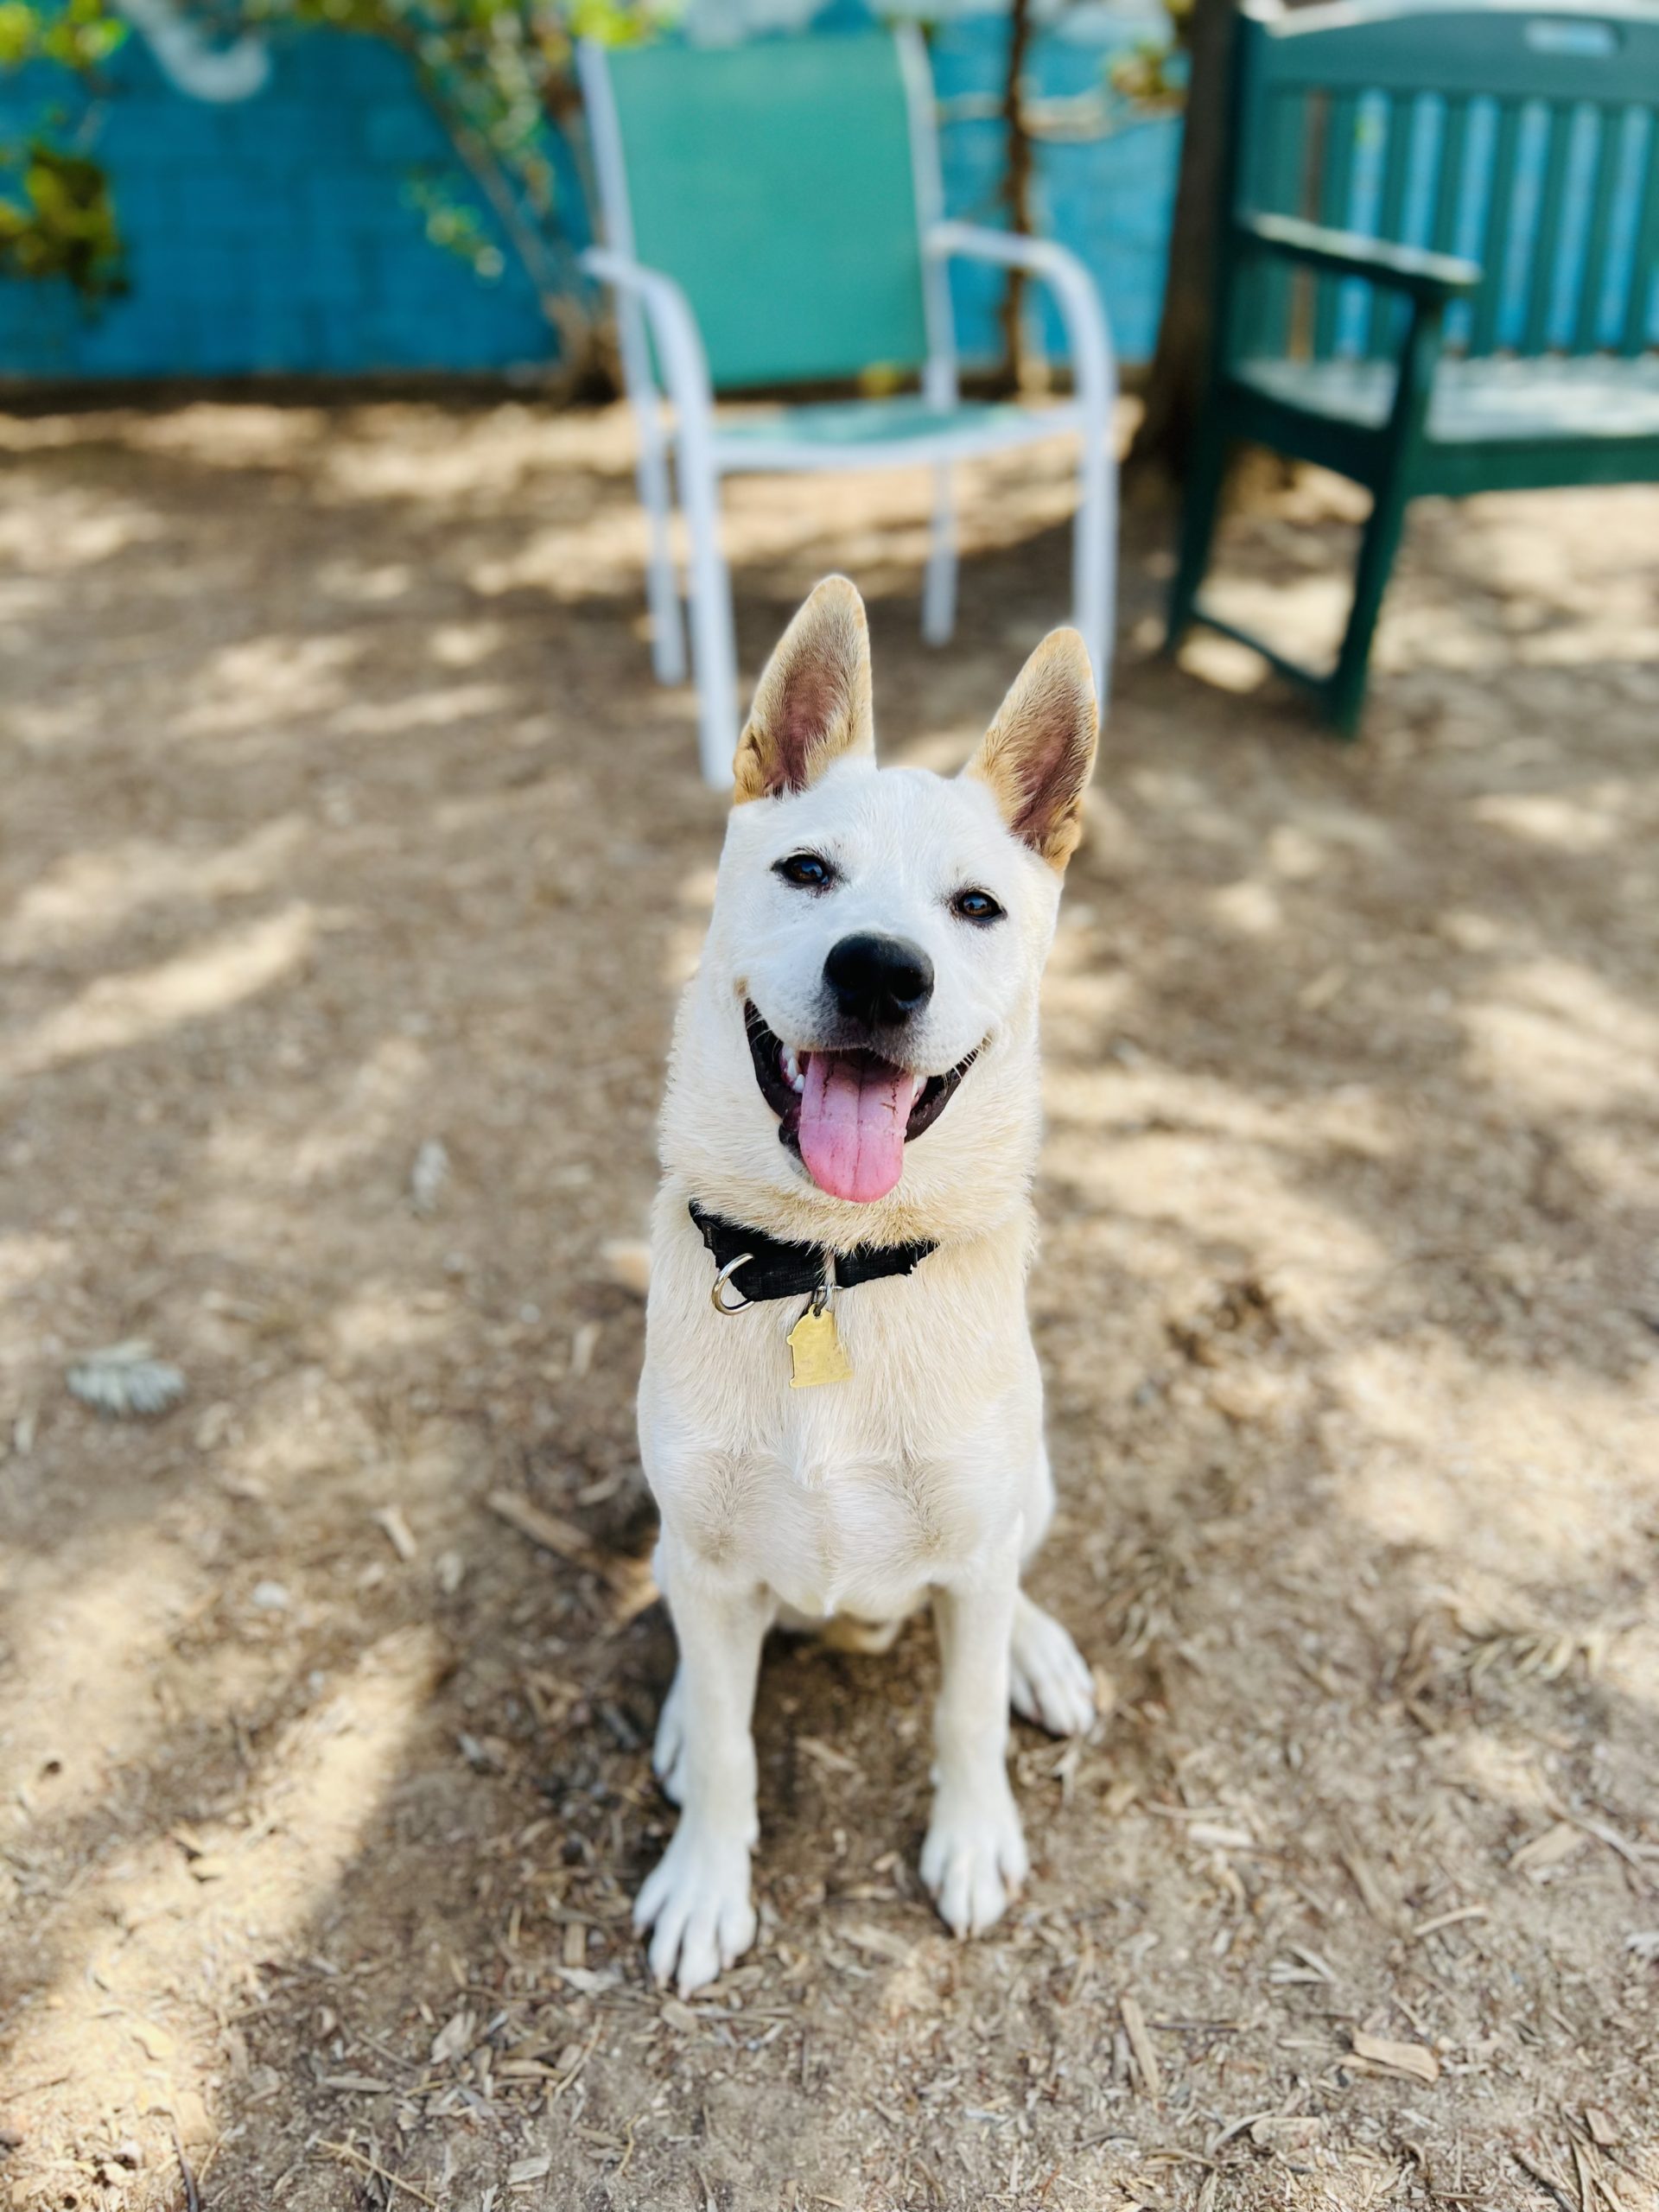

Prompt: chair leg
xmin=678 ymin=435 xmax=739 ymax=791
xmin=1072 ymin=418 xmax=1116 ymax=717
xmin=637 ymin=409 xmax=687 ymax=687
xmin=1327 ymin=471 xmax=1412 ymax=738
xmin=1165 ymin=410 xmax=1229 ymax=652
xmin=922 ymin=463 xmax=957 ymax=646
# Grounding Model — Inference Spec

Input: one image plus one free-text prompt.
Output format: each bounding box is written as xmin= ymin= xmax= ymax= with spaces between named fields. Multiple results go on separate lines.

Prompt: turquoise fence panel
xmin=931 ymin=14 xmax=1179 ymax=369
xmin=0 ymin=28 xmax=556 ymax=379
xmin=0 ymin=7 xmax=1182 ymax=382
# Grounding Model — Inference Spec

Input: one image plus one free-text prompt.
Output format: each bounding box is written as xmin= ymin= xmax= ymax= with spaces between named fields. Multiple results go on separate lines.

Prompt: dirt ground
xmin=2 ymin=396 xmax=1656 ymax=2212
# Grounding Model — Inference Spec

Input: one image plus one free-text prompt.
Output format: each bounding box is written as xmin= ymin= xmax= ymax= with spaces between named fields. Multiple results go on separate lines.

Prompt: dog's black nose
xmin=824 ymin=932 xmax=934 ymax=1027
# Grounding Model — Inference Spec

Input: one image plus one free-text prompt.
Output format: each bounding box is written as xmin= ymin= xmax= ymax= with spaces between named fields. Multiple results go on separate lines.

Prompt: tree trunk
xmin=1128 ymin=0 xmax=1240 ymax=480
xmin=997 ymin=0 xmax=1036 ymax=389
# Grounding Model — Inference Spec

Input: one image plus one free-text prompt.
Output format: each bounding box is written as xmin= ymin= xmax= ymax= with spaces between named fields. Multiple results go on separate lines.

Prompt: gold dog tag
xmin=787 ymin=1291 xmax=853 ymax=1389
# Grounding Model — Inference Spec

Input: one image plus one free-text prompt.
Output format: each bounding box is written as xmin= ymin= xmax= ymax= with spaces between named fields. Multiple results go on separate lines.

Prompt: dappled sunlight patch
xmin=0 ymin=481 xmax=165 ymax=572
xmin=1461 ymin=955 xmax=1659 ymax=1113
xmin=0 ymin=1624 xmax=447 ymax=2202
xmin=1173 ymin=626 xmax=1274 ymax=695
xmin=316 ymin=401 xmax=637 ymax=505
xmin=328 ymin=1282 xmax=457 ymax=1360
xmin=1125 ymin=763 xmax=1254 ymax=847
xmin=2 ymin=1549 xmax=206 ymax=1840
xmin=124 ymin=401 xmax=332 ymax=469
xmin=176 ymin=632 xmax=364 ymax=740
xmin=1323 ymin=1339 xmax=1656 ymax=1585
xmin=467 ymin=512 xmax=670 ymax=601
xmin=289 ymin=1033 xmax=432 ymax=1185
xmin=1198 ymin=568 xmax=1356 ymax=670
xmin=1042 ymin=1105 xmax=1387 ymax=1304
xmin=1208 ymin=877 xmax=1282 ymax=937
xmin=329 ymin=680 xmax=514 ymax=739
xmin=0 ymin=904 xmax=318 ymax=1083
xmin=429 ymin=617 xmax=509 ymax=670
xmin=0 ymin=1230 xmax=75 ymax=1302
xmin=0 ymin=816 xmax=309 ymax=963
xmin=314 ymin=556 xmax=417 ymax=605
xmin=1471 ymin=791 xmax=1624 ymax=853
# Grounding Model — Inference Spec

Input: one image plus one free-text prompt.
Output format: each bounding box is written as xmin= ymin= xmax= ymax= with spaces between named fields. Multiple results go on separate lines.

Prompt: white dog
xmin=634 ymin=576 xmax=1098 ymax=1994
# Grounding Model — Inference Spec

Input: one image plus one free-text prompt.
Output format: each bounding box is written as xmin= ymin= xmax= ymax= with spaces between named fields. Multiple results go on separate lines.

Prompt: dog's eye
xmin=951 ymin=888 xmax=1004 ymax=925
xmin=774 ymin=852 xmax=836 ymax=891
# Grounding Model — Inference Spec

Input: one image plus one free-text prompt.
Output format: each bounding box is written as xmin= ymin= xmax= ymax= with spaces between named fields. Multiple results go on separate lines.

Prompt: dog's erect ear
xmin=963 ymin=629 xmax=1098 ymax=873
xmin=732 ymin=575 xmax=874 ymax=804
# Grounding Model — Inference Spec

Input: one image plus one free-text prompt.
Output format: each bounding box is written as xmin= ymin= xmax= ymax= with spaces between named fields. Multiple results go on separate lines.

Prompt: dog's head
xmin=666 ymin=576 xmax=1096 ymax=1239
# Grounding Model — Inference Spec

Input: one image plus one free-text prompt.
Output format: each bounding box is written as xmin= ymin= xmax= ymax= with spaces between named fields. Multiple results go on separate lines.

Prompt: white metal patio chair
xmin=577 ymin=27 xmax=1118 ymax=788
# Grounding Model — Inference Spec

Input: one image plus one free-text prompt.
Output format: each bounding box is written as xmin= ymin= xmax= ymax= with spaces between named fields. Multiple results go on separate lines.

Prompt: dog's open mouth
xmin=745 ymin=1004 xmax=976 ymax=1204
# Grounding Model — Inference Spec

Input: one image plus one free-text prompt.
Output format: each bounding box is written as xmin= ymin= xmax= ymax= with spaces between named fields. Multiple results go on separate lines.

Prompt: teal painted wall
xmin=0 ymin=15 xmax=1180 ymax=382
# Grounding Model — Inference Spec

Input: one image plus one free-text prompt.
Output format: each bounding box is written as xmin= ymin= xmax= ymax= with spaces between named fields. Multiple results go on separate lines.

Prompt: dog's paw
xmin=632 ymin=1825 xmax=756 ymax=1995
xmin=652 ymin=1669 xmax=686 ymax=1805
xmin=1010 ymin=1596 xmax=1096 ymax=1738
xmin=920 ymin=1785 xmax=1028 ymax=1938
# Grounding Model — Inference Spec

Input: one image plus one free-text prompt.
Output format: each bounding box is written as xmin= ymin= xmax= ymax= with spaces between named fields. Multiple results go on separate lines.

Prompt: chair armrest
xmin=925 ymin=220 xmax=1117 ymax=412
xmin=581 ymin=246 xmax=712 ymax=391
xmin=1236 ymin=212 xmax=1479 ymax=302
xmin=582 ymin=246 xmax=721 ymax=490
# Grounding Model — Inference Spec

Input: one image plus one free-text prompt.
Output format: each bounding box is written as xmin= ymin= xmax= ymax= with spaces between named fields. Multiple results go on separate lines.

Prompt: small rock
xmin=410 ymin=1137 xmax=449 ymax=1217
xmin=1251 ymin=2115 xmax=1323 ymax=2150
xmin=67 ymin=1341 xmax=186 ymax=1419
xmin=250 ymin=1580 xmax=290 ymax=1612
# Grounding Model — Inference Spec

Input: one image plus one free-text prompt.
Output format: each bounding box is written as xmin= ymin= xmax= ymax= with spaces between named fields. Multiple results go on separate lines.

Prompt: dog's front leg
xmin=633 ymin=1545 xmax=770 ymax=1995
xmin=922 ymin=1539 xmax=1028 ymax=1936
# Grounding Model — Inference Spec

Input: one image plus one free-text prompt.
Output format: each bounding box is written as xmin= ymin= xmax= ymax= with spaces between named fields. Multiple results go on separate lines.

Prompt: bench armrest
xmin=1236 ymin=212 xmax=1480 ymax=302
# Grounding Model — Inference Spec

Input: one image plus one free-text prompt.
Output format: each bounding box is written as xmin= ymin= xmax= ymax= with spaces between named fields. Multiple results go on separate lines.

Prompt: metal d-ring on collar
xmin=709 ymin=1251 xmax=756 ymax=1314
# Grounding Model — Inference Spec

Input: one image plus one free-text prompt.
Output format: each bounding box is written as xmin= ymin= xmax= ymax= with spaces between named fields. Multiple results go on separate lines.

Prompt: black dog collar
xmin=689 ymin=1201 xmax=937 ymax=1308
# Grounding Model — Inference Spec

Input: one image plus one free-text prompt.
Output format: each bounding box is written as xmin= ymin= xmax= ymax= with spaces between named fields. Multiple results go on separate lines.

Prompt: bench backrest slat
xmin=1624 ymin=118 xmax=1659 ymax=350
xmin=1313 ymin=88 xmax=1363 ymax=353
xmin=1573 ymin=109 xmax=1624 ymax=346
xmin=1522 ymin=105 xmax=1573 ymax=349
xmin=1234 ymin=0 xmax=1659 ymax=360
xmin=1470 ymin=99 xmax=1526 ymax=351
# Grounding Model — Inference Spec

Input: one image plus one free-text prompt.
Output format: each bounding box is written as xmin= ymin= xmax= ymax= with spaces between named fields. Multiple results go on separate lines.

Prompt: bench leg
xmin=1328 ymin=472 xmax=1413 ymax=739
xmin=1165 ymin=410 xmax=1229 ymax=651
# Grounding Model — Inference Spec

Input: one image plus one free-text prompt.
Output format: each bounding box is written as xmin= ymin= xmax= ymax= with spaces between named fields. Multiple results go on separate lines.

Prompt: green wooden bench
xmin=1166 ymin=0 xmax=1659 ymax=734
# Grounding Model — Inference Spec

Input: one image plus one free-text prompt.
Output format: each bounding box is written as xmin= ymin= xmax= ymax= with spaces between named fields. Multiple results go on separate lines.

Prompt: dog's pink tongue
xmin=798 ymin=1052 xmax=919 ymax=1204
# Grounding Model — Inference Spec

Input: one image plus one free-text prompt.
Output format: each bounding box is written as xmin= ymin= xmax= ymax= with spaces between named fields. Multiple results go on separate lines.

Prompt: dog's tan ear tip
xmin=802 ymin=572 xmax=869 ymax=635
xmin=1035 ymin=625 xmax=1099 ymax=708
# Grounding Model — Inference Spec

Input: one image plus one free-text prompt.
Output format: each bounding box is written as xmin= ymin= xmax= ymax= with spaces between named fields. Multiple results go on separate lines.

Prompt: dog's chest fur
xmin=640 ymin=1196 xmax=1040 ymax=1621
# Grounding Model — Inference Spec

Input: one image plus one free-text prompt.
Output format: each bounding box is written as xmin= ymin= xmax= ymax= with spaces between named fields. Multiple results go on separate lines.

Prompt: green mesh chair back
xmin=597 ymin=33 xmax=931 ymax=391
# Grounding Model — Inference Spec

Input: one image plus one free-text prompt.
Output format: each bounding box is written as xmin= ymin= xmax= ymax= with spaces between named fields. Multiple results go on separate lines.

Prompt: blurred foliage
xmin=214 ymin=0 xmax=673 ymax=363
xmin=0 ymin=0 xmax=126 ymax=72
xmin=0 ymin=0 xmax=129 ymax=299
xmin=0 ymin=137 xmax=125 ymax=292
xmin=1108 ymin=0 xmax=1192 ymax=114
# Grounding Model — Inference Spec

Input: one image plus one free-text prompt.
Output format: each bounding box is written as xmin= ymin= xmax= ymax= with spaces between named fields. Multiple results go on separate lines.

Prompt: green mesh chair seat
xmin=713 ymin=396 xmax=1084 ymax=470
